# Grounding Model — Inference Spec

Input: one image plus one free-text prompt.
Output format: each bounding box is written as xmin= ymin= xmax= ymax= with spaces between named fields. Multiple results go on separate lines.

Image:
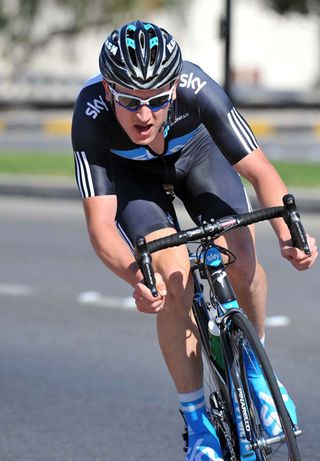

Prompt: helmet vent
xmin=128 ymin=47 xmax=137 ymax=67
xmin=150 ymin=47 xmax=157 ymax=66
xmin=138 ymin=30 xmax=146 ymax=57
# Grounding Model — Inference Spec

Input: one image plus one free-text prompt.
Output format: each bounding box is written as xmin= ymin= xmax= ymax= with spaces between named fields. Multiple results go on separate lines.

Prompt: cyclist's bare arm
xmin=83 ymin=195 xmax=142 ymax=287
xmin=83 ymin=195 xmax=166 ymax=311
xmin=234 ymin=148 xmax=318 ymax=269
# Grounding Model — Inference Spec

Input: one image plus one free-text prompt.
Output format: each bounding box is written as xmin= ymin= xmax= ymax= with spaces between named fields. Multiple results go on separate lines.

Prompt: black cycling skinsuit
xmin=72 ymin=61 xmax=258 ymax=245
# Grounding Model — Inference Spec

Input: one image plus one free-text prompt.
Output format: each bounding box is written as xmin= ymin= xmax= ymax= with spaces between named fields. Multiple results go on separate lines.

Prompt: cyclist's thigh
xmin=175 ymin=130 xmax=257 ymax=262
xmin=114 ymin=168 xmax=191 ymax=285
xmin=112 ymin=162 xmax=178 ymax=245
xmin=176 ymin=130 xmax=251 ymax=224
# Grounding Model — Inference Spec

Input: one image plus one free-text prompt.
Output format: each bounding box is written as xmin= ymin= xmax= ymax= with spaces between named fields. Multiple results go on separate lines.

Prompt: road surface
xmin=0 ymin=197 xmax=319 ymax=460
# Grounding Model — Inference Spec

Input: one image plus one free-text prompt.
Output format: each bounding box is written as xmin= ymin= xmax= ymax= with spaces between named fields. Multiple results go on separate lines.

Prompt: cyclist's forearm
xmin=235 ymin=149 xmax=292 ymax=242
xmin=250 ymin=174 xmax=293 ymax=242
xmin=88 ymin=222 xmax=142 ymax=287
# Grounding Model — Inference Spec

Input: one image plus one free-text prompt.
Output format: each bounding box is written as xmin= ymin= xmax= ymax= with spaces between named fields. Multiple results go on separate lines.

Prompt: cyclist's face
xmin=103 ymin=81 xmax=177 ymax=145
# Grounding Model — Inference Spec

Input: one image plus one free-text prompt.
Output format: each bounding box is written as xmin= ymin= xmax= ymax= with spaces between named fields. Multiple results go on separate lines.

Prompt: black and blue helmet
xmin=99 ymin=20 xmax=182 ymax=90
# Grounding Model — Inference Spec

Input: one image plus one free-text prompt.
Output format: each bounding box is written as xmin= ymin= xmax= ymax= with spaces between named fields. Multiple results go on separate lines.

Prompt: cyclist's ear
xmin=102 ymin=79 xmax=112 ymax=102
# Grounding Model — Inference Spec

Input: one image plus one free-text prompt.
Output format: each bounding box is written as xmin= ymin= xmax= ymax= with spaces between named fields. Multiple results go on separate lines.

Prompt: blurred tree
xmin=260 ymin=0 xmax=320 ymax=14
xmin=0 ymin=0 xmax=186 ymax=42
xmin=0 ymin=0 xmax=188 ymax=72
xmin=260 ymin=0 xmax=320 ymax=87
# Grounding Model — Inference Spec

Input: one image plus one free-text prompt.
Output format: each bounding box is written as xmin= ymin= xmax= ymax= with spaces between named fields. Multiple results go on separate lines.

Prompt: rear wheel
xmin=226 ymin=312 xmax=301 ymax=461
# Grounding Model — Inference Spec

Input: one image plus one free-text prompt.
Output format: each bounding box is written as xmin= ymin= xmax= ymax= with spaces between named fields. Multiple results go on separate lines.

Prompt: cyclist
xmin=72 ymin=20 xmax=318 ymax=460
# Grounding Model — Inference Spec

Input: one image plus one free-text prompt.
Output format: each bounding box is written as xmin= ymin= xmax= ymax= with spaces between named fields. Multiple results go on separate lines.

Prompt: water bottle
xmin=208 ymin=315 xmax=224 ymax=371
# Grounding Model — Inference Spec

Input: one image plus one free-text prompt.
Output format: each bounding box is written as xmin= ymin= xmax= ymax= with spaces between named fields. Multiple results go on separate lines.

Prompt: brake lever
xmin=135 ymin=236 xmax=159 ymax=297
xmin=282 ymin=194 xmax=311 ymax=255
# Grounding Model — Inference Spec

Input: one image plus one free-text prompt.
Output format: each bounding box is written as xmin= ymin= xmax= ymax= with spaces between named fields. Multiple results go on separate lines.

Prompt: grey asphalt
xmin=0 ymin=197 xmax=319 ymax=460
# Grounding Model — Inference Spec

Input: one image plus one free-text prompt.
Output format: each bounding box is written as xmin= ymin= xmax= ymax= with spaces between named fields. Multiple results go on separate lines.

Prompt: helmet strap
xmin=107 ymin=82 xmax=116 ymax=112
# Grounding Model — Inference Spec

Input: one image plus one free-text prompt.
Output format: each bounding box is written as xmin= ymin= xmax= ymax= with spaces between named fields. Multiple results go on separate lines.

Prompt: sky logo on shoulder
xmin=85 ymin=95 xmax=108 ymax=119
xmin=179 ymin=72 xmax=207 ymax=94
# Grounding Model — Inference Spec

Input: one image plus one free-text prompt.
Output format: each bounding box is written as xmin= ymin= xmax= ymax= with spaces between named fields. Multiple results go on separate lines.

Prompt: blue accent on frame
xmin=222 ymin=300 xmax=239 ymax=309
xmin=194 ymin=292 xmax=204 ymax=303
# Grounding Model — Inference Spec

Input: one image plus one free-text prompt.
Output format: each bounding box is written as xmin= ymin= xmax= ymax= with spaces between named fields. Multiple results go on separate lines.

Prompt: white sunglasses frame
xmin=108 ymin=86 xmax=175 ymax=112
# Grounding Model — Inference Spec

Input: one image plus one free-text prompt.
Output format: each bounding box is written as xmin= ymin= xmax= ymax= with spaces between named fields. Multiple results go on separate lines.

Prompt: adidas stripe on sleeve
xmin=74 ymin=151 xmax=95 ymax=198
xmin=227 ymin=108 xmax=259 ymax=154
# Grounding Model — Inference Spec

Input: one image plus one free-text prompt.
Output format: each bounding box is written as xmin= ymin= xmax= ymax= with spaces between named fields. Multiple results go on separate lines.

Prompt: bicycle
xmin=135 ymin=194 xmax=310 ymax=461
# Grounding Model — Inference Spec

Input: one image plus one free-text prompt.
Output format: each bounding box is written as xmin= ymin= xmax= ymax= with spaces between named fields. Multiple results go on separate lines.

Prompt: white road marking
xmin=78 ymin=291 xmax=136 ymax=310
xmin=0 ymin=283 xmax=35 ymax=296
xmin=78 ymin=292 xmax=291 ymax=328
xmin=265 ymin=315 xmax=291 ymax=327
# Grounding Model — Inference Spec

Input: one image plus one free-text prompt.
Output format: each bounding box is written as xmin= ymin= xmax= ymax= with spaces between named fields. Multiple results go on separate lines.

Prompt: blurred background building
xmin=0 ymin=0 xmax=319 ymax=107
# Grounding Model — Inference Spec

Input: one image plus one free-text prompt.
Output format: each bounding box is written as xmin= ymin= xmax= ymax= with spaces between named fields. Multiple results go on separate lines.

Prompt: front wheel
xmin=225 ymin=312 xmax=301 ymax=461
xmin=191 ymin=285 xmax=238 ymax=460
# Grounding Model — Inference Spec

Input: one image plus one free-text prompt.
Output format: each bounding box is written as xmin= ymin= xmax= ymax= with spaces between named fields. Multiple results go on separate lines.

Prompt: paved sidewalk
xmin=0 ymin=174 xmax=78 ymax=200
xmin=0 ymin=174 xmax=319 ymax=213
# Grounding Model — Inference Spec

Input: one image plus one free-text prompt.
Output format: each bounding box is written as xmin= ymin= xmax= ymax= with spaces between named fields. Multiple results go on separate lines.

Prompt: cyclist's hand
xmin=280 ymin=234 xmax=318 ymax=271
xmin=133 ymin=272 xmax=167 ymax=314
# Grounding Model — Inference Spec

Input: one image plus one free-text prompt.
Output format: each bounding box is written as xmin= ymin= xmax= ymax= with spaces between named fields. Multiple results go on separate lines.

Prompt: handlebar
xmin=282 ymin=194 xmax=310 ymax=254
xmin=135 ymin=194 xmax=311 ymax=297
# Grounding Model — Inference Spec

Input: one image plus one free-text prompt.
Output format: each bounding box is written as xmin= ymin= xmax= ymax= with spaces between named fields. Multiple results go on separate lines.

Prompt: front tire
xmin=226 ymin=312 xmax=301 ymax=461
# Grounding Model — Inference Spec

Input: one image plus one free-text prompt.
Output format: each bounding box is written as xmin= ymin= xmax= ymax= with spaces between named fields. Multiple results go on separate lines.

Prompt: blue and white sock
xmin=179 ymin=387 xmax=223 ymax=460
xmin=178 ymin=387 xmax=220 ymax=437
xmin=179 ymin=387 xmax=207 ymax=435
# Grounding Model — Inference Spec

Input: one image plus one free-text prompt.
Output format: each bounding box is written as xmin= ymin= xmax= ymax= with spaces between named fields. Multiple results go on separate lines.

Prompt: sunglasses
xmin=109 ymin=86 xmax=174 ymax=112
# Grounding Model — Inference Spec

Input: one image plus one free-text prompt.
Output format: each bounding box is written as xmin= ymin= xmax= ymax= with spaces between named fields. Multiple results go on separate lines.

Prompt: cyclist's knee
xmin=154 ymin=254 xmax=192 ymax=309
xmin=221 ymin=227 xmax=263 ymax=291
xmin=146 ymin=228 xmax=192 ymax=304
xmin=229 ymin=255 xmax=265 ymax=291
xmin=168 ymin=268 xmax=193 ymax=298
